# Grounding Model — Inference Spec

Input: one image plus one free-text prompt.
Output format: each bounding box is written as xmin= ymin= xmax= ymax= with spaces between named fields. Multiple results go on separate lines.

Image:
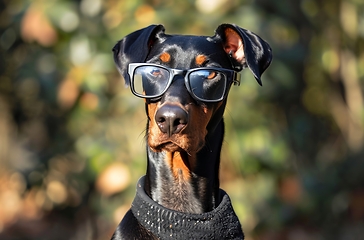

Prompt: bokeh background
xmin=0 ymin=0 xmax=363 ymax=239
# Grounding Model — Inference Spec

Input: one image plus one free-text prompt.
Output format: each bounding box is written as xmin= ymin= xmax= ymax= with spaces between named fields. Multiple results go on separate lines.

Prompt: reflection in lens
xmin=133 ymin=66 xmax=170 ymax=97
xmin=189 ymin=70 xmax=226 ymax=101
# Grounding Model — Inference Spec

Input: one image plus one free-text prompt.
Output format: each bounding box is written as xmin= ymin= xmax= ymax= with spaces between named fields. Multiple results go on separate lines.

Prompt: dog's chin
xmin=150 ymin=140 xmax=206 ymax=156
xmin=151 ymin=142 xmax=186 ymax=153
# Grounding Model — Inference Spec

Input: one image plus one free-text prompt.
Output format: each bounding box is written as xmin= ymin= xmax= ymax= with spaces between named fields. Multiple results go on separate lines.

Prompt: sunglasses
xmin=128 ymin=63 xmax=241 ymax=102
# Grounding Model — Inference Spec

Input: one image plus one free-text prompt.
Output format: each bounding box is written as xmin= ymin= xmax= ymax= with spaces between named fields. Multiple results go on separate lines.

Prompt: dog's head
xmin=113 ymin=24 xmax=272 ymax=155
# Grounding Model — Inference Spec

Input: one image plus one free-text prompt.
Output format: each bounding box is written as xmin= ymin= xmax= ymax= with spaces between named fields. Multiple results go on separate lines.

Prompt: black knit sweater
xmin=130 ymin=176 xmax=244 ymax=239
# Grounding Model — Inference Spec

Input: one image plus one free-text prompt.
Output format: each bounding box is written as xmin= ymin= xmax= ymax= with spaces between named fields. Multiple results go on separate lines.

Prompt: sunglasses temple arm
xmin=233 ymin=72 xmax=241 ymax=86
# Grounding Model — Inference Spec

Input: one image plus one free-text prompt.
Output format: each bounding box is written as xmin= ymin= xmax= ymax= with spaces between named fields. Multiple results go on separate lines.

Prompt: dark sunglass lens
xmin=133 ymin=66 xmax=170 ymax=97
xmin=189 ymin=70 xmax=226 ymax=101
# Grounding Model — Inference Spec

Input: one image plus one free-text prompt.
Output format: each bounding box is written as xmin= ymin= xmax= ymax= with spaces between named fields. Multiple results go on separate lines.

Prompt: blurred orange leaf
xmin=96 ymin=162 xmax=130 ymax=196
xmin=21 ymin=5 xmax=58 ymax=46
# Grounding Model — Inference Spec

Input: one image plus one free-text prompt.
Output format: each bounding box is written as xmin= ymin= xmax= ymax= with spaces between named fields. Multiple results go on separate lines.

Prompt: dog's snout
xmin=155 ymin=105 xmax=188 ymax=136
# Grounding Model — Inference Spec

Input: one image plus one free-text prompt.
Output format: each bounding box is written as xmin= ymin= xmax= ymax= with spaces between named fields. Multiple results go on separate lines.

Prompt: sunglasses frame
xmin=128 ymin=63 xmax=241 ymax=103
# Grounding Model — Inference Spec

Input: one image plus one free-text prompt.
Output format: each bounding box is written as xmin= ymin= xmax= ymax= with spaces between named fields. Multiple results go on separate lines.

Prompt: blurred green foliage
xmin=0 ymin=0 xmax=363 ymax=239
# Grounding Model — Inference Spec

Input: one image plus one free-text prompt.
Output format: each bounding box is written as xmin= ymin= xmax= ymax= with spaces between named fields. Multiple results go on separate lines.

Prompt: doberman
xmin=111 ymin=24 xmax=272 ymax=239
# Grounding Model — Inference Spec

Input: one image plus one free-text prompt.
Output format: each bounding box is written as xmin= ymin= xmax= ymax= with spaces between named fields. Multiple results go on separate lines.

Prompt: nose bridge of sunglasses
xmin=168 ymin=69 xmax=187 ymax=85
xmin=170 ymin=69 xmax=186 ymax=79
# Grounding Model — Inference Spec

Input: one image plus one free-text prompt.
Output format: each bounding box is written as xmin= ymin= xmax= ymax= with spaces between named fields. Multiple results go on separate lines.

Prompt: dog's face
xmin=113 ymin=24 xmax=272 ymax=155
xmin=144 ymin=36 xmax=233 ymax=154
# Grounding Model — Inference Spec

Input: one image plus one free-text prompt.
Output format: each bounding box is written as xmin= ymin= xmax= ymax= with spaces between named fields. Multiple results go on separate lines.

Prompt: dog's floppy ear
xmin=215 ymin=24 xmax=272 ymax=85
xmin=112 ymin=24 xmax=166 ymax=85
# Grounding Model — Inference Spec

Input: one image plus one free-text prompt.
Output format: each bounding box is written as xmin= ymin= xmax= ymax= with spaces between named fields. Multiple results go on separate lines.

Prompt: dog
xmin=111 ymin=24 xmax=272 ymax=239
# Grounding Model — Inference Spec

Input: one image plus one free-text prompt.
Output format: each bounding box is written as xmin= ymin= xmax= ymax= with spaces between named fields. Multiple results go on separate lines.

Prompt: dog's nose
xmin=155 ymin=105 xmax=188 ymax=136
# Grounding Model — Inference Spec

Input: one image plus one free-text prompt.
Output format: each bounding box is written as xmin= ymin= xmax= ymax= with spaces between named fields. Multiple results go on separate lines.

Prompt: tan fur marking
xmin=159 ymin=52 xmax=171 ymax=63
xmin=165 ymin=151 xmax=191 ymax=181
xmin=147 ymin=102 xmax=160 ymax=151
xmin=195 ymin=54 xmax=207 ymax=66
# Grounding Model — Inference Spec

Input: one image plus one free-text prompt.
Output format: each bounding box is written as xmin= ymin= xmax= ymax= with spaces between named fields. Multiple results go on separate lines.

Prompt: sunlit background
xmin=0 ymin=0 xmax=363 ymax=239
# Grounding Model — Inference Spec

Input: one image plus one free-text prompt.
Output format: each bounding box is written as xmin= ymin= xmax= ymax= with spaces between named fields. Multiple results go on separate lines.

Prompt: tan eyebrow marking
xmin=159 ymin=52 xmax=171 ymax=63
xmin=195 ymin=54 xmax=207 ymax=66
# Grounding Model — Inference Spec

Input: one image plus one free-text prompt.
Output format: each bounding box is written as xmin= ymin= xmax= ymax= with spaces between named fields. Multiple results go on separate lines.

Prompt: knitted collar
xmin=131 ymin=176 xmax=244 ymax=239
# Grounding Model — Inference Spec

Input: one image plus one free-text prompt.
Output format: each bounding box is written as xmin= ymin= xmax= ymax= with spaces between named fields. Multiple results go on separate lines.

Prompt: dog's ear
xmin=215 ymin=24 xmax=272 ymax=85
xmin=112 ymin=24 xmax=166 ymax=85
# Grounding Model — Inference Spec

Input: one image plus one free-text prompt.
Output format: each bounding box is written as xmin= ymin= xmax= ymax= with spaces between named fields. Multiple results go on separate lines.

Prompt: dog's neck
xmin=144 ymin=119 xmax=225 ymax=214
xmin=131 ymin=175 xmax=244 ymax=239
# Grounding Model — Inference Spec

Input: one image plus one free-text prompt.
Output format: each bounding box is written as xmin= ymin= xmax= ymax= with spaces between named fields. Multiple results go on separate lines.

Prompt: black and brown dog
xmin=111 ymin=24 xmax=272 ymax=239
